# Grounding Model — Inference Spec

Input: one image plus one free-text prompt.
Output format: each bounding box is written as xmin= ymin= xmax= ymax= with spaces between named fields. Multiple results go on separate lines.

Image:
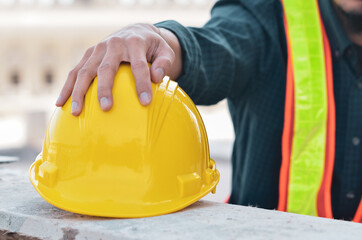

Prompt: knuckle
xmin=85 ymin=46 xmax=95 ymax=56
xmin=94 ymin=42 xmax=106 ymax=52
xmin=131 ymin=60 xmax=148 ymax=70
xmin=161 ymin=56 xmax=173 ymax=67
xmin=133 ymin=23 xmax=144 ymax=27
xmin=77 ymin=68 xmax=91 ymax=78
xmin=67 ymin=69 xmax=77 ymax=79
xmin=71 ymin=90 xmax=81 ymax=99
xmin=107 ymin=37 xmax=121 ymax=47
xmin=126 ymin=34 xmax=145 ymax=45
xmin=130 ymin=23 xmax=145 ymax=30
xmin=98 ymin=63 xmax=112 ymax=74
xmin=97 ymin=86 xmax=111 ymax=97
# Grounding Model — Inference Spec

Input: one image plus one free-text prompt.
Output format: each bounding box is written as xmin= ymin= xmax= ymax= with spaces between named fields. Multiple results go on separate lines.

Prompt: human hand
xmin=56 ymin=23 xmax=182 ymax=116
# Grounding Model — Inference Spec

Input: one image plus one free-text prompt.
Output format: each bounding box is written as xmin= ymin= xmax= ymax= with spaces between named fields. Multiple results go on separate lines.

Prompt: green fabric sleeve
xmin=155 ymin=0 xmax=265 ymax=105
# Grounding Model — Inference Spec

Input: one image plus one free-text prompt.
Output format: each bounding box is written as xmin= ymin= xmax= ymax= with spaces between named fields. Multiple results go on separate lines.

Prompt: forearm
xmin=155 ymin=4 xmax=264 ymax=105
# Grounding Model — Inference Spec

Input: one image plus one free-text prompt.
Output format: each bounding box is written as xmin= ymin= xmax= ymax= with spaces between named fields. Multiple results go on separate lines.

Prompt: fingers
xmin=150 ymin=44 xmax=175 ymax=83
xmin=58 ymin=23 xmax=179 ymax=114
xmin=97 ymin=39 xmax=123 ymax=111
xmin=127 ymin=37 xmax=153 ymax=106
xmin=71 ymin=43 xmax=107 ymax=116
xmin=56 ymin=47 xmax=94 ymax=107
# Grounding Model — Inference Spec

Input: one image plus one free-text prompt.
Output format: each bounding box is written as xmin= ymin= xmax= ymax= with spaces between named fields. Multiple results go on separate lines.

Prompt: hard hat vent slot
xmin=33 ymin=154 xmax=43 ymax=180
xmin=205 ymin=159 xmax=217 ymax=185
xmin=209 ymin=159 xmax=216 ymax=171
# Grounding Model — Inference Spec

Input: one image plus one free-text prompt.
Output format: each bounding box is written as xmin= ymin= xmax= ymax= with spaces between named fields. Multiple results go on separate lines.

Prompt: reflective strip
xmin=282 ymin=0 xmax=328 ymax=216
xmin=316 ymin=14 xmax=335 ymax=219
xmin=278 ymin=12 xmax=295 ymax=212
xmin=353 ymin=200 xmax=362 ymax=223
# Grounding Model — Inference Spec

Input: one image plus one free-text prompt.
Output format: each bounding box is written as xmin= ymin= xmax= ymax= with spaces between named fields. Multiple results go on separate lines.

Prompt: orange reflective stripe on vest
xmin=278 ymin=0 xmax=362 ymax=222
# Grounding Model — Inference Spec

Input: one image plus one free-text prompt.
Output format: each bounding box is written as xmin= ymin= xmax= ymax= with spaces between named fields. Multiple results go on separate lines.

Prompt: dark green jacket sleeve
xmin=155 ymin=0 xmax=269 ymax=105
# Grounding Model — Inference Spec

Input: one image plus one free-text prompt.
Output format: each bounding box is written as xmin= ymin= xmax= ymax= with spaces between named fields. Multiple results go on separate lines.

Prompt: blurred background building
xmin=0 ymin=0 xmax=234 ymax=202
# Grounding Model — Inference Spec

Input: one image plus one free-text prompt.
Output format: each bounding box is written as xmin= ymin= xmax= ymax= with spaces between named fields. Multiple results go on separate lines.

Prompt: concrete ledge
xmin=1 ymin=168 xmax=362 ymax=240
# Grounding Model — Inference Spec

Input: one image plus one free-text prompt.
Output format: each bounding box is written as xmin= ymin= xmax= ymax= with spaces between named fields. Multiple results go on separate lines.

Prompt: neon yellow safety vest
xmin=278 ymin=0 xmax=362 ymax=222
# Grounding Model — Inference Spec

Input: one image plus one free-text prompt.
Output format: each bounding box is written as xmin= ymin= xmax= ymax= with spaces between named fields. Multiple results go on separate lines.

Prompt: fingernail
xmin=156 ymin=68 xmax=165 ymax=77
xmin=100 ymin=97 xmax=109 ymax=109
xmin=140 ymin=92 xmax=151 ymax=105
xmin=71 ymin=102 xmax=78 ymax=114
xmin=56 ymin=95 xmax=63 ymax=105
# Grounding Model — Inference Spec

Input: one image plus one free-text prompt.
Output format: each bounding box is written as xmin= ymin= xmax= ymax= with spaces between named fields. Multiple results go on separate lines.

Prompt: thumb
xmin=150 ymin=49 xmax=174 ymax=83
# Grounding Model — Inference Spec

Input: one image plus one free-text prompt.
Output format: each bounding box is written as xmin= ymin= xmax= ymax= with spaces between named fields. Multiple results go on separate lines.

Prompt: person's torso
xmin=228 ymin=0 xmax=362 ymax=221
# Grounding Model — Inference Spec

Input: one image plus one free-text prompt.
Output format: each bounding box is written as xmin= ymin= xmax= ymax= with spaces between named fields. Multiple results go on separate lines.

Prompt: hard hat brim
xmin=29 ymin=161 xmax=219 ymax=218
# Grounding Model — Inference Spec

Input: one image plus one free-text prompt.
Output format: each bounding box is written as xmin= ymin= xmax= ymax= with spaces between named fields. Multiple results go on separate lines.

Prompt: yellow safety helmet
xmin=29 ymin=64 xmax=219 ymax=218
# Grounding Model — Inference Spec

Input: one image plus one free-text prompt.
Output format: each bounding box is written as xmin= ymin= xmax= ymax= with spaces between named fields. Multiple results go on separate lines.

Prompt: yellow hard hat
xmin=29 ymin=64 xmax=219 ymax=218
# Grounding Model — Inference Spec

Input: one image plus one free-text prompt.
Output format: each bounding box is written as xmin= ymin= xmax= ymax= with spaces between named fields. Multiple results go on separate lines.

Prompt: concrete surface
xmin=1 ymin=169 xmax=362 ymax=240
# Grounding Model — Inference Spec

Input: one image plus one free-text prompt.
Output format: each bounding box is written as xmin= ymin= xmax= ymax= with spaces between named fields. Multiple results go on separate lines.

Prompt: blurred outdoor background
xmin=0 ymin=0 xmax=234 ymax=202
